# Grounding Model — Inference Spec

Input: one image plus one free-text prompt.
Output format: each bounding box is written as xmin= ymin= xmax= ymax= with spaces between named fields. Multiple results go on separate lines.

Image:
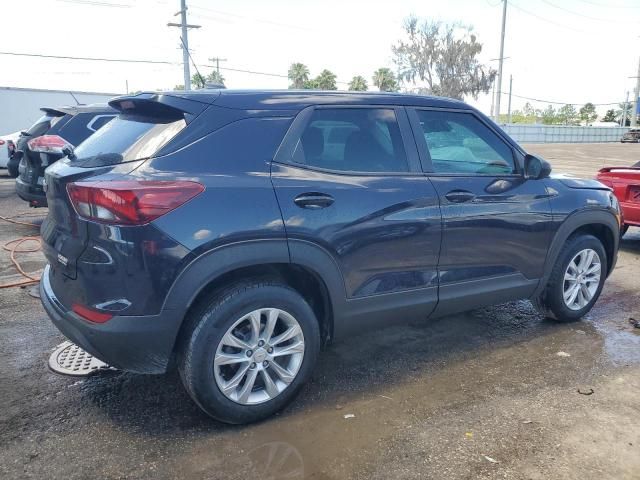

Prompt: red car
xmin=597 ymin=161 xmax=640 ymax=237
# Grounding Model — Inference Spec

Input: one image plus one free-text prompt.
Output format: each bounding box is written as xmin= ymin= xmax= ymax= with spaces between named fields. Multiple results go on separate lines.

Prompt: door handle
xmin=293 ymin=193 xmax=335 ymax=209
xmin=444 ymin=190 xmax=476 ymax=203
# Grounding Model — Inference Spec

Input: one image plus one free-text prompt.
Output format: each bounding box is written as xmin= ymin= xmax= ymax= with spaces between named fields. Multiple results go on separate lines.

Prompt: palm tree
xmin=288 ymin=63 xmax=310 ymax=89
xmin=315 ymin=69 xmax=337 ymax=90
xmin=372 ymin=68 xmax=398 ymax=92
xmin=348 ymin=76 xmax=368 ymax=91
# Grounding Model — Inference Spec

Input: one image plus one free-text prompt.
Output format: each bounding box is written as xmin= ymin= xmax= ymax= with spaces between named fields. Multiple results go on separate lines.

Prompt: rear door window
xmin=72 ymin=114 xmax=186 ymax=167
xmin=292 ymin=108 xmax=409 ymax=173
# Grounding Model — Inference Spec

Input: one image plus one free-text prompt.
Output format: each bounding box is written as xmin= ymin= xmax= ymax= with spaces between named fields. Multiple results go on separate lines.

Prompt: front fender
xmin=533 ymin=208 xmax=619 ymax=297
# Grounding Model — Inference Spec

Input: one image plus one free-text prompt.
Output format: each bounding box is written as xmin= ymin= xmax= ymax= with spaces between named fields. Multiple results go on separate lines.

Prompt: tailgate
xmin=41 ymin=160 xmax=93 ymax=279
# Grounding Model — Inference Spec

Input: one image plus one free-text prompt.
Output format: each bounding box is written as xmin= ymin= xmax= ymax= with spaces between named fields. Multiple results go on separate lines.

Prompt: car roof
xmin=143 ymin=89 xmax=471 ymax=111
xmin=40 ymin=103 xmax=116 ymax=116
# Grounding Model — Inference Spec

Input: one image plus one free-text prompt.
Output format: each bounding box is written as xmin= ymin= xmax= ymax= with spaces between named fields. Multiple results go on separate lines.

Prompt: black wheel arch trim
xmin=162 ymin=237 xmax=347 ymax=342
xmin=533 ymin=208 xmax=619 ymax=297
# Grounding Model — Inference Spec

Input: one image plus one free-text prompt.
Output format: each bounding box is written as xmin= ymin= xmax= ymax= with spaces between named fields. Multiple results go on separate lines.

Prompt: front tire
xmin=178 ymin=280 xmax=320 ymax=424
xmin=534 ymin=234 xmax=607 ymax=322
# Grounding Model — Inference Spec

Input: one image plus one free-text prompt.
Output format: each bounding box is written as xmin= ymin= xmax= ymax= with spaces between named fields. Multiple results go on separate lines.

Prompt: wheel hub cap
xmin=562 ymin=248 xmax=601 ymax=311
xmin=214 ymin=308 xmax=305 ymax=405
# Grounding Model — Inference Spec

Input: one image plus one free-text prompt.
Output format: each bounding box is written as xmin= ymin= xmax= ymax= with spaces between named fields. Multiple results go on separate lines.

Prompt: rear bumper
xmin=15 ymin=177 xmax=47 ymax=206
xmin=40 ymin=264 xmax=181 ymax=374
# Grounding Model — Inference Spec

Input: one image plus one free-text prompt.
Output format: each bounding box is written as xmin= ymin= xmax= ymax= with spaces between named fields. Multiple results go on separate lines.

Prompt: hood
xmin=550 ymin=173 xmax=611 ymax=191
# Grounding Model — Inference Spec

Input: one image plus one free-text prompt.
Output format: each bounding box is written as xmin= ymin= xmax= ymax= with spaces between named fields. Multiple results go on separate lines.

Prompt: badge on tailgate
xmin=57 ymin=253 xmax=69 ymax=266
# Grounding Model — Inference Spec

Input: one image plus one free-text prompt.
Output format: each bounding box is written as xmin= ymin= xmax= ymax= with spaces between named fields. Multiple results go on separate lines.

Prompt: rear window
xmin=26 ymin=113 xmax=65 ymax=136
xmin=72 ymin=114 xmax=186 ymax=167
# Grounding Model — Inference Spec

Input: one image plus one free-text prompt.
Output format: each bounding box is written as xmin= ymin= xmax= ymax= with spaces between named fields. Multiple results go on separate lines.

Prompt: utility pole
xmin=168 ymin=0 xmax=201 ymax=91
xmin=209 ymin=57 xmax=228 ymax=73
xmin=490 ymin=81 xmax=496 ymax=119
xmin=507 ymin=75 xmax=513 ymax=124
xmin=622 ymin=91 xmax=629 ymax=127
xmin=495 ymin=0 xmax=508 ymax=122
xmin=632 ymin=57 xmax=640 ymax=127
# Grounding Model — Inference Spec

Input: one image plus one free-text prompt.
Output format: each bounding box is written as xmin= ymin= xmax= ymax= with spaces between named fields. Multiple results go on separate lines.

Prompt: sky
xmin=1 ymin=0 xmax=639 ymax=118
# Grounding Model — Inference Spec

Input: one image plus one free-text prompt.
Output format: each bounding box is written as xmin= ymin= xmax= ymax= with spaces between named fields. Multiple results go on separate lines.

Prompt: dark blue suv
xmin=40 ymin=90 xmax=621 ymax=423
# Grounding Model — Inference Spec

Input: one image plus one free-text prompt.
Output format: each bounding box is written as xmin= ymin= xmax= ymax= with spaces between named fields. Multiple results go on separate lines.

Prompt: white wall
xmin=0 ymin=87 xmax=121 ymax=135
xmin=502 ymin=124 xmax=630 ymax=144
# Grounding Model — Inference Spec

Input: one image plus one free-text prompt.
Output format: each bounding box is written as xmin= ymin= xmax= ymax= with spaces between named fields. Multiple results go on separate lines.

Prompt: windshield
xmin=72 ymin=114 xmax=186 ymax=167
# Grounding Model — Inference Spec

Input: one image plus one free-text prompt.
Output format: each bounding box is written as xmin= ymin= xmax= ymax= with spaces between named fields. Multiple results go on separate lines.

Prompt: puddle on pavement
xmin=172 ymin=298 xmax=624 ymax=479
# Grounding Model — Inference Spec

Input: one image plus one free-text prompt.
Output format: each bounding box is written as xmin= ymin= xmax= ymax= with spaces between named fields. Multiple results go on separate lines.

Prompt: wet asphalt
xmin=1 ymin=143 xmax=639 ymax=479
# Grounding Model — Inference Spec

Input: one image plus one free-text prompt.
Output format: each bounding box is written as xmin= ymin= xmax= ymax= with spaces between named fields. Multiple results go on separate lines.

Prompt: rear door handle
xmin=293 ymin=192 xmax=335 ymax=209
xmin=444 ymin=190 xmax=476 ymax=203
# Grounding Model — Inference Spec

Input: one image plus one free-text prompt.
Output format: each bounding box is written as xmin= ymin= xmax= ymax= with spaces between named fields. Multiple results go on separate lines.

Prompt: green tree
xmin=392 ymin=16 xmax=495 ymax=99
xmin=557 ymin=104 xmax=578 ymax=125
xmin=579 ymin=102 xmax=598 ymax=125
xmin=348 ymin=75 xmax=368 ymax=91
xmin=522 ymin=102 xmax=537 ymax=119
xmin=372 ymin=67 xmax=398 ymax=92
xmin=288 ymin=62 xmax=310 ymax=89
xmin=174 ymin=84 xmax=184 ymax=90
xmin=313 ymin=69 xmax=337 ymax=90
xmin=206 ymin=70 xmax=225 ymax=86
xmin=541 ymin=105 xmax=558 ymax=125
xmin=191 ymin=73 xmax=206 ymax=89
xmin=602 ymin=109 xmax=616 ymax=122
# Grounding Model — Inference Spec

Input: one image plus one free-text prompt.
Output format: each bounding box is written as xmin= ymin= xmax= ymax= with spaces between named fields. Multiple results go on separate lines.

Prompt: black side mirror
xmin=524 ymin=154 xmax=552 ymax=180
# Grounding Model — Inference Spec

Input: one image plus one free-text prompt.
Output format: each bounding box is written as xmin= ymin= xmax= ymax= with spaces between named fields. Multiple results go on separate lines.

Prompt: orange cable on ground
xmin=0 ymin=213 xmax=45 ymax=289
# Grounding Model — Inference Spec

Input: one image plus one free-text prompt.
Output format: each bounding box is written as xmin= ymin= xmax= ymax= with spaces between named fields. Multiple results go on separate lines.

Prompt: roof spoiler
xmin=40 ymin=107 xmax=73 ymax=117
xmin=108 ymin=91 xmax=217 ymax=120
xmin=599 ymin=166 xmax=640 ymax=173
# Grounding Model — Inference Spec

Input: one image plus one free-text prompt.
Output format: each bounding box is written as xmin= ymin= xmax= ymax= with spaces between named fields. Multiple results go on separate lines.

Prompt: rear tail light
xmin=67 ymin=180 xmax=204 ymax=225
xmin=72 ymin=303 xmax=113 ymax=323
xmin=27 ymin=135 xmax=72 ymax=154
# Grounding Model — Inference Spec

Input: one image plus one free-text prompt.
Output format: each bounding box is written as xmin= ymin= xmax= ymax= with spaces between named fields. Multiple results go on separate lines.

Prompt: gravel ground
xmin=0 ymin=143 xmax=639 ymax=480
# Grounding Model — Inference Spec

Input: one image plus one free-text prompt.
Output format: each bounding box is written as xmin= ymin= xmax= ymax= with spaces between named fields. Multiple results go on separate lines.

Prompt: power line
xmin=499 ymin=91 xmax=623 ymax=106
xmin=539 ymin=0 xmax=638 ymax=24
xmin=507 ymin=1 xmax=591 ymax=34
xmin=0 ymin=50 xmax=347 ymax=85
xmin=575 ymin=0 xmax=640 ymax=8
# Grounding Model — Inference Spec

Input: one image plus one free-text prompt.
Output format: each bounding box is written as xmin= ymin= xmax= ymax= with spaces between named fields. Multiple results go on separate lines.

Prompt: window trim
xmin=87 ymin=114 xmax=117 ymax=132
xmin=272 ymin=105 xmax=423 ymax=177
xmin=407 ymin=107 xmax=524 ymax=177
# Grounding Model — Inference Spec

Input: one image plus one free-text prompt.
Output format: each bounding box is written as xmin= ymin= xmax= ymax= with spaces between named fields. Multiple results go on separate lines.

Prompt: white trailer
xmin=0 ymin=86 xmax=120 ymax=135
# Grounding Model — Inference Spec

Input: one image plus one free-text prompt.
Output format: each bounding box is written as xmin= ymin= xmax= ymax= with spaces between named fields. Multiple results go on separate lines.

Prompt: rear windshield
xmin=71 ymin=114 xmax=186 ymax=167
xmin=26 ymin=113 xmax=66 ymax=136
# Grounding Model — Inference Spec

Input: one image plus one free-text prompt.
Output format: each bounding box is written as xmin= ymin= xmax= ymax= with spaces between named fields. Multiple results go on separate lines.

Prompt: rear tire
xmin=533 ymin=234 xmax=607 ymax=322
xmin=178 ymin=280 xmax=320 ymax=424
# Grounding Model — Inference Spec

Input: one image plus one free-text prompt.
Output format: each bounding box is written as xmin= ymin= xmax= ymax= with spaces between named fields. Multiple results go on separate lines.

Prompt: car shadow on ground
xmin=78 ymin=299 xmax=570 ymax=435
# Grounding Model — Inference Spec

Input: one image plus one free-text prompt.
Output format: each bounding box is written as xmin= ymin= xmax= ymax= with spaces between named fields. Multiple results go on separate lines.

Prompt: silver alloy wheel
xmin=214 ymin=308 xmax=305 ymax=405
xmin=563 ymin=248 xmax=602 ymax=311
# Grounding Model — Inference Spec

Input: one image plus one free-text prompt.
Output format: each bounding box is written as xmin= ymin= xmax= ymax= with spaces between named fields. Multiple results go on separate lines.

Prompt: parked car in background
xmin=15 ymin=104 xmax=116 ymax=206
xmin=40 ymin=90 xmax=620 ymax=424
xmin=621 ymin=128 xmax=640 ymax=143
xmin=597 ymin=161 xmax=640 ymax=236
xmin=0 ymin=131 xmax=20 ymax=170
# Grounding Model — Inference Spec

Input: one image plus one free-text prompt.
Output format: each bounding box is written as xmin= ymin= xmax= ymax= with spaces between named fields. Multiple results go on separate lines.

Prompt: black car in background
xmin=14 ymin=104 xmax=116 ymax=206
xmin=621 ymin=128 xmax=640 ymax=143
